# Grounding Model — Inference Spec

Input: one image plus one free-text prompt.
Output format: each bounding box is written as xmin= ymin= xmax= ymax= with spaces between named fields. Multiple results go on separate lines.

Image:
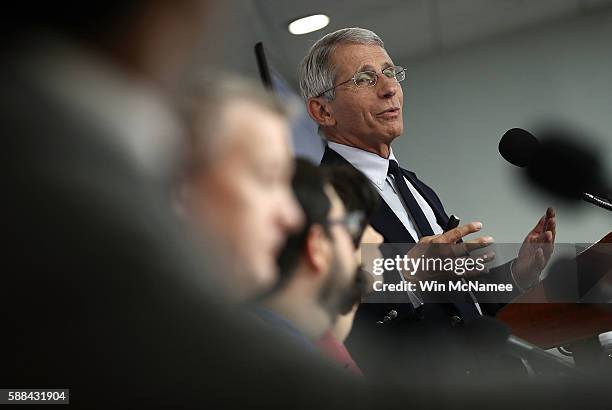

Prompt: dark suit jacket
xmin=320 ymin=145 xmax=522 ymax=379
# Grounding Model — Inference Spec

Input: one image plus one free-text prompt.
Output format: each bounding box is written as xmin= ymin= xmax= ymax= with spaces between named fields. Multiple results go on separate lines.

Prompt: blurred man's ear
xmin=304 ymin=224 xmax=332 ymax=275
xmin=306 ymin=97 xmax=336 ymax=128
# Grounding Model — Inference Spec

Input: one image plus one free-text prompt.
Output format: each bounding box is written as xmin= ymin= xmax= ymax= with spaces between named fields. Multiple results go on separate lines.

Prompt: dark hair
xmin=276 ymin=158 xmax=331 ymax=285
xmin=327 ymin=165 xmax=379 ymax=217
xmin=327 ymin=165 xmax=379 ymax=244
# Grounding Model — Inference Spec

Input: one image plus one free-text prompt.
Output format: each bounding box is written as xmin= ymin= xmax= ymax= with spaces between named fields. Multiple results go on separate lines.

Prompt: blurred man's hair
xmin=182 ymin=71 xmax=287 ymax=171
xmin=327 ymin=165 xmax=379 ymax=246
xmin=276 ymin=158 xmax=331 ymax=286
xmin=327 ymin=166 xmax=379 ymax=220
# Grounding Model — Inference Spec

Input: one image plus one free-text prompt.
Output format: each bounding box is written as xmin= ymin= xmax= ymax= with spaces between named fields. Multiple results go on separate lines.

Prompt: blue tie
xmin=387 ymin=160 xmax=435 ymax=237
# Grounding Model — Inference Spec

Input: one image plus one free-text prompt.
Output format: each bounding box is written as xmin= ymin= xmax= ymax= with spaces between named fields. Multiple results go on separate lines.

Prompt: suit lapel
xmin=319 ymin=145 xmax=351 ymax=167
xmin=320 ymin=146 xmax=416 ymax=243
xmin=369 ymin=202 xmax=416 ymax=243
xmin=320 ymin=145 xmax=452 ymax=241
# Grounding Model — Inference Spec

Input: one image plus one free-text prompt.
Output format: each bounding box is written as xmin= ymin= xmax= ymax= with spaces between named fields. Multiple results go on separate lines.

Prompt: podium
xmin=497 ymin=232 xmax=612 ymax=365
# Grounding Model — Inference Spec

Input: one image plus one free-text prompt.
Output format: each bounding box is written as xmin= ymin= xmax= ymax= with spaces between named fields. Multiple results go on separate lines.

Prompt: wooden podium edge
xmin=496 ymin=232 xmax=612 ymax=349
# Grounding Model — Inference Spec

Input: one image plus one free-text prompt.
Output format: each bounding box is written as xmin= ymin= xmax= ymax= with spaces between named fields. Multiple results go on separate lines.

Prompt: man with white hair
xmin=299 ymin=27 xmax=557 ymax=379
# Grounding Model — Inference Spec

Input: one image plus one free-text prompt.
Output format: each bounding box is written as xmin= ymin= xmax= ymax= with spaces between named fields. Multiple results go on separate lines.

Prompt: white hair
xmin=298 ymin=27 xmax=384 ymax=101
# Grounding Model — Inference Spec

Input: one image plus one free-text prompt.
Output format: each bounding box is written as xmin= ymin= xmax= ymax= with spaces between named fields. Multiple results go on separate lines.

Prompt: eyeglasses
xmin=316 ymin=66 xmax=406 ymax=98
xmin=327 ymin=210 xmax=367 ymax=246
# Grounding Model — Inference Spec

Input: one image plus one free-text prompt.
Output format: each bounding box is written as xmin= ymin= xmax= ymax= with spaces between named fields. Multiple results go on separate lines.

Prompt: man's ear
xmin=307 ymin=97 xmax=336 ymax=127
xmin=304 ymin=224 xmax=331 ymax=274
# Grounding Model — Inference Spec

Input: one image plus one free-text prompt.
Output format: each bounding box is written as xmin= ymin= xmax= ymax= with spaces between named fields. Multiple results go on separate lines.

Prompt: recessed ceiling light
xmin=288 ymin=14 xmax=330 ymax=35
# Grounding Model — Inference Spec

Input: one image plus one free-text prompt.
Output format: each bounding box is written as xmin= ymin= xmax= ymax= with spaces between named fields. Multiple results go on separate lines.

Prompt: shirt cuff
xmin=509 ymin=258 xmax=538 ymax=293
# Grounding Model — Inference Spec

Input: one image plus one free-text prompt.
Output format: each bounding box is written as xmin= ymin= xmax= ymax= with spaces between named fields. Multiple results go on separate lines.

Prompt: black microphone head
xmin=499 ymin=128 xmax=541 ymax=167
xmin=500 ymin=126 xmax=605 ymax=200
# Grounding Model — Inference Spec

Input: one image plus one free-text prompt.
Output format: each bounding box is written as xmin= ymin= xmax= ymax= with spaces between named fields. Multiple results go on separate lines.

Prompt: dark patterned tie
xmin=387 ymin=160 xmax=435 ymax=237
xmin=388 ymin=161 xmax=480 ymax=317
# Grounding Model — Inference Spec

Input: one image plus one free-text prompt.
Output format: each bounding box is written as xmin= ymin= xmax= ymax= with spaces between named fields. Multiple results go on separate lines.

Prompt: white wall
xmin=392 ymin=9 xmax=612 ymax=244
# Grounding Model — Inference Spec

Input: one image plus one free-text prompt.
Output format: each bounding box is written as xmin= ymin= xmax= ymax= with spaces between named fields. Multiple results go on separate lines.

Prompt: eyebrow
xmin=356 ymin=61 xmax=394 ymax=72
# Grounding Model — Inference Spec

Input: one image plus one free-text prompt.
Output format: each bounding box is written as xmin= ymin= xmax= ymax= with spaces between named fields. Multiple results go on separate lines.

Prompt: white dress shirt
xmin=327 ymin=142 xmax=483 ymax=313
xmin=327 ymin=142 xmax=444 ymax=240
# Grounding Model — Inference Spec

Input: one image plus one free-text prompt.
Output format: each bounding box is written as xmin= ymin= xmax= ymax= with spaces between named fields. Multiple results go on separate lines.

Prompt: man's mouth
xmin=376 ymin=107 xmax=401 ymax=117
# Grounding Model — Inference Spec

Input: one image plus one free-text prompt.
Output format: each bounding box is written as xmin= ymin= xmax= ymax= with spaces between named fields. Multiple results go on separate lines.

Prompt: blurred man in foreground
xmin=3 ymin=1 xmax=221 ymax=404
xmin=2 ymin=4 xmax=346 ymax=408
xmin=181 ymin=75 xmax=303 ymax=302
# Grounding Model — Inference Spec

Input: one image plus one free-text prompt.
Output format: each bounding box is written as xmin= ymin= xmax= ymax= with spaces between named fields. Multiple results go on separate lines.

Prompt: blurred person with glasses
xmin=315 ymin=165 xmax=384 ymax=376
xmin=254 ymin=159 xmax=362 ymax=363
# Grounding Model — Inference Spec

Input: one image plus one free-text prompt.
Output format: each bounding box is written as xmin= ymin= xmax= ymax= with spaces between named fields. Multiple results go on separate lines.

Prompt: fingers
xmin=544 ymin=211 xmax=556 ymax=242
xmin=417 ymin=234 xmax=437 ymax=244
xmin=530 ymin=229 xmax=552 ymax=244
xmin=463 ymin=236 xmax=495 ymax=253
xmin=532 ymin=215 xmax=546 ymax=235
xmin=542 ymin=242 xmax=553 ymax=261
xmin=481 ymin=250 xmax=496 ymax=263
xmin=534 ymin=207 xmax=556 ymax=237
xmin=543 ymin=230 xmax=553 ymax=242
xmin=435 ymin=222 xmax=483 ymax=244
xmin=535 ymin=247 xmax=546 ymax=271
xmin=521 ymin=244 xmax=550 ymax=275
xmin=526 ymin=207 xmax=556 ymax=244
xmin=420 ymin=222 xmax=492 ymax=260
xmin=537 ymin=222 xmax=555 ymax=244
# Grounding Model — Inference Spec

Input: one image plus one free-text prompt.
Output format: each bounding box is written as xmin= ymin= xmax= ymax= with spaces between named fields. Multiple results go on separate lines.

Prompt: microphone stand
xmin=582 ymin=192 xmax=612 ymax=212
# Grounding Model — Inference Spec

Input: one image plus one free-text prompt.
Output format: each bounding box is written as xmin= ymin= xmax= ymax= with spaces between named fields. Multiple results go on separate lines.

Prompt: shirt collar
xmin=327 ymin=141 xmax=399 ymax=189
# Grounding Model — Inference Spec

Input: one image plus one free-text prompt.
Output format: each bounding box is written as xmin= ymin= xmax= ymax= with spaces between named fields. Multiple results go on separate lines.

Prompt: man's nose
xmin=279 ymin=191 xmax=304 ymax=233
xmin=377 ymin=75 xmax=398 ymax=99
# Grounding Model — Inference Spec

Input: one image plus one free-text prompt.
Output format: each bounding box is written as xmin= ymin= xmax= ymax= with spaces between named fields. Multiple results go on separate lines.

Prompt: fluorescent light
xmin=288 ymin=14 xmax=330 ymax=35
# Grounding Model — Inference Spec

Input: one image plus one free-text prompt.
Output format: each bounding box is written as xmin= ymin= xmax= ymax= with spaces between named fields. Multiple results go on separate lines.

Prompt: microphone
xmin=499 ymin=127 xmax=611 ymax=211
xmin=499 ymin=127 xmax=540 ymax=167
xmin=467 ymin=317 xmax=576 ymax=375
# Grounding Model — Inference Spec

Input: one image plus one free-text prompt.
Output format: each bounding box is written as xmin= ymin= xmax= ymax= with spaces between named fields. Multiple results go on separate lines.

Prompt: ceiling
xmin=245 ymin=0 xmax=612 ymax=85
